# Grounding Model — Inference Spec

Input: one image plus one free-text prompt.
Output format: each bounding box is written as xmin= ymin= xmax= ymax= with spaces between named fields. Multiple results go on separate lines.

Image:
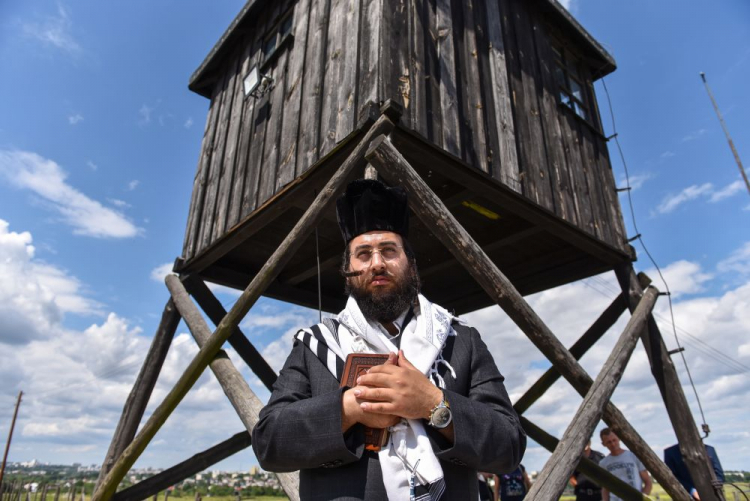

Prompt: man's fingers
xmin=397 ymin=349 xmax=417 ymax=370
xmin=354 ymin=387 xmax=393 ymax=402
xmin=357 ymin=371 xmax=396 ymax=387
xmin=360 ymin=401 xmax=396 ymax=414
xmin=383 ymin=352 xmax=398 ymax=365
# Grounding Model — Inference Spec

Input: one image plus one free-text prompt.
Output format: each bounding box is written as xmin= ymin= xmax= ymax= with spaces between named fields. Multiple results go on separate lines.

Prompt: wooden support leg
xmin=165 ymin=275 xmax=299 ymax=501
xmin=528 ymin=286 xmax=659 ymax=499
xmin=93 ymin=114 xmax=396 ymax=501
xmin=365 ymin=135 xmax=691 ymax=501
xmin=182 ymin=275 xmax=277 ymax=391
xmin=112 ymin=431 xmax=250 ymax=501
xmin=615 ymin=264 xmax=725 ymax=501
xmin=514 ymin=290 xmax=628 ymax=414
xmin=95 ymin=299 xmax=180 ymax=490
xmin=520 ymin=417 xmax=643 ymax=500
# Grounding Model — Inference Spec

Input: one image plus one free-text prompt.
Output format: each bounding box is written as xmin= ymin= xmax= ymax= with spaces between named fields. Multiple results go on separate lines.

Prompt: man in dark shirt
xmin=252 ymin=179 xmax=526 ymax=500
xmin=570 ymin=439 xmax=605 ymax=501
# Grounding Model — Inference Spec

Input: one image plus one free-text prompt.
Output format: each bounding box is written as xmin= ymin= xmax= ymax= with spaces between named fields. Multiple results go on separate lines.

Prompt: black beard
xmin=346 ymin=267 xmax=420 ymax=324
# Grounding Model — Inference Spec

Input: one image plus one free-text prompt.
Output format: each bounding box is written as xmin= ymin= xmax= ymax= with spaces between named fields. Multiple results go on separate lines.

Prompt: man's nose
xmin=369 ymin=250 xmax=386 ymax=270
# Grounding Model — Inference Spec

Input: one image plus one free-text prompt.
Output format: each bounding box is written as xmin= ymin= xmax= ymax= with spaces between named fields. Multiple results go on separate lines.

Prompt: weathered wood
xmin=365 ymin=134 xmax=690 ymax=501
xmin=530 ymin=6 xmax=578 ymax=226
xmin=296 ymin=0 xmax=331 ymax=176
xmin=212 ymin=36 xmax=255 ymax=242
xmin=319 ymin=0 xmax=347 ymax=156
xmin=479 ymin=0 xmax=520 ymax=190
xmin=528 ymin=286 xmax=658 ymax=500
xmin=276 ymin=0 xmax=313 ymax=191
xmin=514 ymin=289 xmax=628 ymax=415
xmin=407 ymin=0 xmax=427 ymax=138
xmin=93 ymin=115 xmax=395 ymax=501
xmin=456 ymin=0 xmax=488 ymax=173
xmin=505 ymin=0 xmax=554 ymax=212
xmin=615 ymin=266 xmax=725 ymax=501
xmin=183 ymin=76 xmax=226 ymax=260
xmin=435 ymin=0 xmax=460 ymax=156
xmin=197 ymin=48 xmax=243 ymax=252
xmin=595 ymin=134 xmax=627 ymax=250
xmin=53 ymin=486 xmax=60 ymax=501
xmin=579 ymin=124 xmax=611 ymax=243
xmin=335 ymin=0 xmax=362 ymax=143
xmin=560 ymin=111 xmax=596 ymax=236
xmin=182 ymin=275 xmax=278 ymax=391
xmin=164 ymin=275 xmax=299 ymax=501
xmin=95 ymin=299 xmax=180 ymax=490
xmin=357 ymin=0 xmax=382 ymax=121
xmin=520 ymin=417 xmax=645 ymax=501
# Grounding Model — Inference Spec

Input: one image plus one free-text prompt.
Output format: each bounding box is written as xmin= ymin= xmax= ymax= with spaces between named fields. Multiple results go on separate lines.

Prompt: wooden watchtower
xmin=93 ymin=1 xmax=725 ymax=500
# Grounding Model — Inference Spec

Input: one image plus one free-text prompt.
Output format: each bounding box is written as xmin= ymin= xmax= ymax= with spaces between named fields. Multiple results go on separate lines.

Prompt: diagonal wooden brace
xmin=514 ymin=290 xmax=628 ymax=415
xmin=528 ymin=286 xmax=659 ymax=500
xmin=165 ymin=275 xmax=299 ymax=500
xmin=520 ymin=417 xmax=643 ymax=500
xmin=365 ymin=135 xmax=690 ymax=501
xmin=93 ymin=114 xmax=396 ymax=501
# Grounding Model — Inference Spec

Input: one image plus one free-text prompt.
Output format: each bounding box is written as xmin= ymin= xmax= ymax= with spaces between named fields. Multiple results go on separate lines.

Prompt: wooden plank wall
xmin=182 ymin=0 xmax=628 ymax=263
xmin=380 ymin=0 xmax=627 ymax=253
xmin=183 ymin=0 xmax=383 ymax=262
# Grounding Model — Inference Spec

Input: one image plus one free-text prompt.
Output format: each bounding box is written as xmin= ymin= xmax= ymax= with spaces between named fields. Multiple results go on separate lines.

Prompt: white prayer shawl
xmin=294 ymin=294 xmax=461 ymax=501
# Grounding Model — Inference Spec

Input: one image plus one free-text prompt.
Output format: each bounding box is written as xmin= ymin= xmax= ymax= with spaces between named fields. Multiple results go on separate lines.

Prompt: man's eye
xmin=380 ymin=247 xmax=399 ymax=258
xmin=356 ymin=250 xmax=372 ymax=260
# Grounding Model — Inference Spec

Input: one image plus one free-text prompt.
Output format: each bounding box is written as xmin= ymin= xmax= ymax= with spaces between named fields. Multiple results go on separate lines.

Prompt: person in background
xmin=599 ymin=428 xmax=652 ymax=501
xmin=478 ymin=472 xmax=498 ymax=501
xmin=498 ymin=464 xmax=531 ymax=501
xmin=570 ymin=439 xmax=605 ymax=501
xmin=664 ymin=443 xmax=725 ymax=500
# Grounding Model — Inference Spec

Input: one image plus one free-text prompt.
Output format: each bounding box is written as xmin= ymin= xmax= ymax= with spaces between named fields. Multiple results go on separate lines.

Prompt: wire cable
xmin=600 ymin=77 xmax=710 ymax=433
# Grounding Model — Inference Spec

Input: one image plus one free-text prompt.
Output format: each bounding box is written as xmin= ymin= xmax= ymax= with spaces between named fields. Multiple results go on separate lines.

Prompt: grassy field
xmin=560 ymin=482 xmax=749 ymax=501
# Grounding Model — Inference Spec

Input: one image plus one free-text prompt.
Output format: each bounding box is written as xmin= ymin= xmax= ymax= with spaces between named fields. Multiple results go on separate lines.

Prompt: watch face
xmin=432 ymin=406 xmax=452 ymax=428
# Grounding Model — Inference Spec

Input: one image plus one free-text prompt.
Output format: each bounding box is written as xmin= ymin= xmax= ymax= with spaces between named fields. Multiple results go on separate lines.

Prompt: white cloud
xmin=86 ymin=160 xmax=98 ymax=171
xmin=681 ymin=128 xmax=708 ymax=143
xmin=660 ymin=150 xmax=675 ymax=159
xmin=0 ymin=149 xmax=142 ymax=238
xmin=709 ymin=180 xmax=745 ymax=203
xmin=618 ymin=171 xmax=654 ymax=191
xmin=184 ymin=117 xmax=194 ymax=129
xmin=643 ymin=260 xmax=713 ymax=298
xmin=0 ymin=219 xmax=103 ymax=345
xmin=108 ymin=198 xmax=131 ymax=209
xmin=127 ymin=179 xmax=140 ymax=191
xmin=68 ymin=113 xmax=84 ymax=125
xmin=150 ymin=262 xmax=176 ymax=283
xmin=21 ymin=4 xmax=82 ymax=56
xmin=717 ymin=242 xmax=750 ymax=277
xmin=655 ymin=183 xmax=713 ymax=214
xmin=139 ymin=104 xmax=153 ymax=125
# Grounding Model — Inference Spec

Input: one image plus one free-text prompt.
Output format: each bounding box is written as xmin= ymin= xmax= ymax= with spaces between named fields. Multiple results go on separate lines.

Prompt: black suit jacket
xmin=252 ymin=323 xmax=526 ymax=500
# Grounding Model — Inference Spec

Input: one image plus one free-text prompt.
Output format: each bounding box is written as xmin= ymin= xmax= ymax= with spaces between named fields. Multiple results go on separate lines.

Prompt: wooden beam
xmin=165 ymin=275 xmax=299 ymax=501
xmin=514 ymin=290 xmax=628 ymax=415
xmin=615 ymin=266 xmax=725 ymax=501
xmin=365 ymin=135 xmax=690 ymax=501
xmin=528 ymin=286 xmax=659 ymax=500
xmin=93 ymin=114 xmax=395 ymax=501
xmin=182 ymin=275 xmax=277 ymax=391
xmin=111 ymin=431 xmax=251 ymax=501
xmin=520 ymin=417 xmax=644 ymax=501
xmin=95 ymin=299 xmax=180 ymax=490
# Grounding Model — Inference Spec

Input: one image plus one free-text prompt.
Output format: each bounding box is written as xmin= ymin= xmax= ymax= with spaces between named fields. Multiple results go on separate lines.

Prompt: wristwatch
xmin=427 ymin=392 xmax=452 ymax=429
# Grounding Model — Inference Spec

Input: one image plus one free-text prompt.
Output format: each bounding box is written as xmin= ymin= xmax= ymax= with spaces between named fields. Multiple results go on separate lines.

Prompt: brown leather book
xmin=340 ymin=353 xmax=390 ymax=451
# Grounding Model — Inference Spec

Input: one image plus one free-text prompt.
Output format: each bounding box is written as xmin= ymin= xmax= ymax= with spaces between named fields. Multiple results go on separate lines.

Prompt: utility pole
xmin=700 ymin=72 xmax=750 ymax=198
xmin=0 ymin=391 xmax=23 ymax=488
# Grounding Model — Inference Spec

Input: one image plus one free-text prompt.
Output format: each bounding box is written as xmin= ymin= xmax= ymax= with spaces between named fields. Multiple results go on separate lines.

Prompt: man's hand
xmin=353 ymin=350 xmax=443 ymax=420
xmin=341 ymin=352 xmax=401 ymax=432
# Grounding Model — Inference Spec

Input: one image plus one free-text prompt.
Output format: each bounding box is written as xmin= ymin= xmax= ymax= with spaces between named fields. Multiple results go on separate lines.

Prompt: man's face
xmin=601 ymin=432 xmax=621 ymax=454
xmin=345 ymin=231 xmax=419 ymax=323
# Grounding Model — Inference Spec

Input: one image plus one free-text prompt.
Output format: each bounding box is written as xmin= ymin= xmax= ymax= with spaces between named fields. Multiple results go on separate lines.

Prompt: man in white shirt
xmin=599 ymin=428 xmax=652 ymax=501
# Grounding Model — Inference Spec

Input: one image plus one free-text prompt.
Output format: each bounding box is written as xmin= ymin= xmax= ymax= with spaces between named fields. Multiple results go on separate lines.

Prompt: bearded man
xmin=252 ymin=179 xmax=525 ymax=500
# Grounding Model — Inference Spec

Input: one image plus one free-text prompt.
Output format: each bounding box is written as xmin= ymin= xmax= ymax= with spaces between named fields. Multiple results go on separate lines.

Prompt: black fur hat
xmin=336 ymin=179 xmax=409 ymax=243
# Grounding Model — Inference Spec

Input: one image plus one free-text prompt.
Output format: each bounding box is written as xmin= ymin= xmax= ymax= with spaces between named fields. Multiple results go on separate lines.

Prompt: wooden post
xmin=96 ymin=300 xmax=181 ymax=490
xmin=181 ymin=275 xmax=277 ymax=390
xmin=112 ymin=432 xmax=250 ymax=501
xmin=93 ymin=114 xmax=395 ymax=501
xmin=53 ymin=486 xmax=60 ymax=501
xmin=0 ymin=391 xmax=23 ymax=488
xmin=365 ymin=135 xmax=691 ymax=501
xmin=615 ymin=265 xmax=725 ymax=501
xmin=520 ymin=417 xmax=644 ymax=500
xmin=514 ymin=291 xmax=628 ymax=414
xmin=165 ymin=275 xmax=299 ymax=501
xmin=527 ymin=286 xmax=659 ymax=499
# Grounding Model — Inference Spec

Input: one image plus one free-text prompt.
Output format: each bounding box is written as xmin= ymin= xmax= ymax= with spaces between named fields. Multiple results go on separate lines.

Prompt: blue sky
xmin=0 ymin=0 xmax=748 ymax=480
